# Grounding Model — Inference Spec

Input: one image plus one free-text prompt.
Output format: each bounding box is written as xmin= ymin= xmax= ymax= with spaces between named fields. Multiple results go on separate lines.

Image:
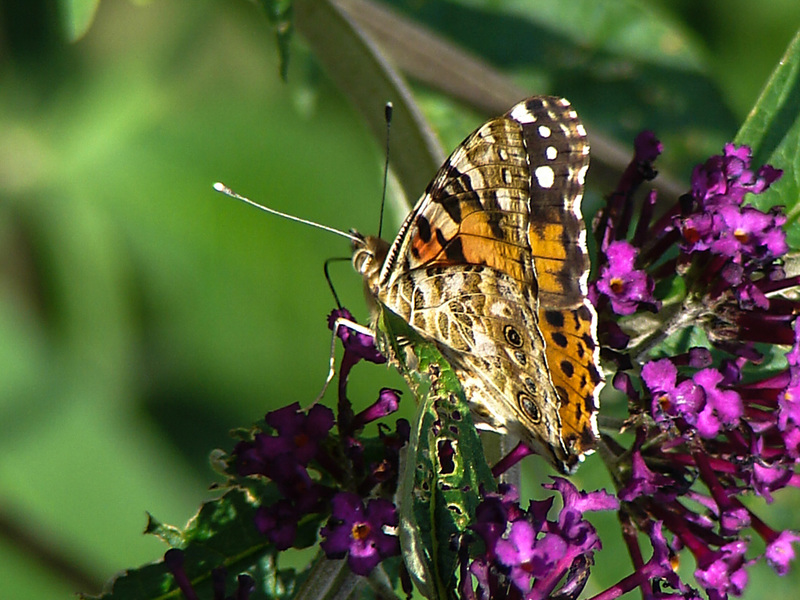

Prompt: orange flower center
xmin=670 ymin=554 xmax=680 ymax=571
xmin=610 ymin=277 xmax=626 ymax=294
xmin=351 ymin=522 xmax=371 ymax=541
xmin=734 ymin=228 xmax=749 ymax=243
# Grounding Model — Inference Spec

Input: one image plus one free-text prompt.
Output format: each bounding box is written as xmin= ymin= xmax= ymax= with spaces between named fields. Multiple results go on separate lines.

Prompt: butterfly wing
xmin=372 ymin=96 xmax=601 ymax=470
xmin=391 ymin=263 xmax=574 ymax=468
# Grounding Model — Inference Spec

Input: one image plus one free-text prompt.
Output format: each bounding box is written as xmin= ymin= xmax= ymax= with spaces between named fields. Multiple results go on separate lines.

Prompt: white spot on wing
xmin=510 ymin=103 xmax=536 ymax=123
xmin=577 ymin=165 xmax=588 ymax=185
xmin=546 ymin=146 xmax=557 ymax=160
xmin=472 ymin=329 xmax=498 ymax=356
xmin=534 ymin=165 xmax=555 ymax=189
xmin=538 ymin=125 xmax=551 ymax=138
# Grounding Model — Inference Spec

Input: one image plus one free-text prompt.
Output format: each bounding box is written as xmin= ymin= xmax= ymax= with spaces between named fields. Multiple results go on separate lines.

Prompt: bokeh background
xmin=1 ymin=1 xmax=799 ymax=598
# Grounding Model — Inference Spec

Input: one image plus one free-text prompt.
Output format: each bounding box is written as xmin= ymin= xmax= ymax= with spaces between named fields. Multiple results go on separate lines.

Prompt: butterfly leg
xmin=313 ymin=317 xmax=376 ymax=404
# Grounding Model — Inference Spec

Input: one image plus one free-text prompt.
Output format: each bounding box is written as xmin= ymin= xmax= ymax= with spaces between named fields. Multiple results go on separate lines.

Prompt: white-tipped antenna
xmin=213 ymin=182 xmax=361 ymax=243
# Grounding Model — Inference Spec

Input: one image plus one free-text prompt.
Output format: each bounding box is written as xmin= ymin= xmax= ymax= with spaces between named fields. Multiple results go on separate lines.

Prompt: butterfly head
xmin=351 ymin=233 xmax=389 ymax=294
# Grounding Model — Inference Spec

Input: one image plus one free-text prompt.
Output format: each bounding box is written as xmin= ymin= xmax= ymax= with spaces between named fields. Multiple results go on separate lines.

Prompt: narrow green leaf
xmin=58 ymin=0 xmax=101 ymax=41
xmin=293 ymin=0 xmax=445 ymax=210
xmin=735 ymin=28 xmax=800 ymax=226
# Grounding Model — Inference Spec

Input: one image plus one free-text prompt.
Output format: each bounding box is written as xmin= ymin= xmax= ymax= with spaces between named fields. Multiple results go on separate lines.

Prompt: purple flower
xmin=712 ymin=205 xmax=788 ymax=260
xmin=328 ymin=308 xmax=385 ymax=365
xmin=765 ymin=530 xmax=800 ymax=576
xmin=641 ymin=358 xmax=703 ymax=426
xmin=587 ymin=135 xmax=800 ymax=600
xmin=328 ymin=308 xmax=387 ymax=429
xmin=234 ymin=402 xmax=334 ymax=477
xmin=691 ymin=143 xmax=782 ymax=208
xmin=465 ymin=481 xmax=617 ymax=599
xmin=264 ymin=402 xmax=335 ymax=463
xmin=779 ymin=319 xmax=800 ymax=431
xmin=255 ymin=499 xmax=302 ymax=551
xmin=546 ymin=476 xmax=619 ymax=516
xmin=596 ymin=241 xmax=659 ymax=315
xmin=350 ymin=388 xmax=402 ymax=431
xmin=749 ymin=460 xmax=792 ymax=502
xmin=320 ymin=492 xmax=400 ymax=576
xmin=634 ymin=130 xmax=663 ymax=163
xmin=470 ymin=484 xmax=526 ymax=554
xmin=495 ymin=521 xmax=563 ymax=590
xmin=692 ymin=368 xmax=743 ymax=438
xmin=694 ymin=541 xmax=750 ymax=600
xmin=618 ymin=449 xmax=677 ymax=502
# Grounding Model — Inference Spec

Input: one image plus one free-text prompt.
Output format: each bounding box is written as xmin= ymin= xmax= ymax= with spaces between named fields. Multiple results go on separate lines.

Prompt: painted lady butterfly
xmin=352 ymin=96 xmax=603 ymax=473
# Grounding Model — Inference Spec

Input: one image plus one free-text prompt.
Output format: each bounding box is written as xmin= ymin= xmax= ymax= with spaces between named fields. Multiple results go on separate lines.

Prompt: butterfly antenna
xmin=323 ymin=256 xmax=350 ymax=309
xmin=213 ymin=182 xmax=361 ymax=243
xmin=377 ymin=102 xmax=393 ymax=240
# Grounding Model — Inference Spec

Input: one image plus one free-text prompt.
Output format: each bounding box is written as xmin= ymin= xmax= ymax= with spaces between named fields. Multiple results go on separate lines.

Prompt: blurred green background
xmin=1 ymin=1 xmax=799 ymax=598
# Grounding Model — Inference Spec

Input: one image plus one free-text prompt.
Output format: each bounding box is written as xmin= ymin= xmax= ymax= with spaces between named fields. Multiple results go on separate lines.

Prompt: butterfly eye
xmin=517 ymin=391 xmax=541 ymax=423
xmin=503 ymin=325 xmax=524 ymax=348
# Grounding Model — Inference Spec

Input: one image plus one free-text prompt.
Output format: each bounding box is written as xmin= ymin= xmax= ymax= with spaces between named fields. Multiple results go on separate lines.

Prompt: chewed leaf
xmin=380 ymin=308 xmax=496 ymax=598
xmin=83 ymin=489 xmax=302 ymax=600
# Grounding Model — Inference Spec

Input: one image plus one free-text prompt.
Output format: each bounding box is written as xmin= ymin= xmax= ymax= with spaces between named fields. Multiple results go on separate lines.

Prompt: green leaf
xmin=293 ymin=0 xmax=445 ymax=209
xmin=364 ymin=0 xmax=737 ymax=175
xmin=58 ymin=0 xmax=102 ymax=41
xmin=735 ymin=28 xmax=800 ymax=230
xmin=380 ymin=309 xmax=496 ymax=599
xmin=84 ymin=488 xmax=299 ymax=600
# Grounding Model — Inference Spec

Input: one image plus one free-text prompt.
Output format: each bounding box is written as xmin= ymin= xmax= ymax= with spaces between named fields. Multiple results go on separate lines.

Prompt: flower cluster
xmin=590 ymin=134 xmax=800 ymax=599
xmin=228 ymin=310 xmax=408 ymax=573
xmin=462 ymin=480 xmax=618 ymax=600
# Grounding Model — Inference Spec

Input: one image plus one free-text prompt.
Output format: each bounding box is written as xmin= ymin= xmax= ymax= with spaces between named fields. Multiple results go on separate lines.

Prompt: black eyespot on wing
xmin=517 ymin=391 xmax=541 ymax=423
xmin=503 ymin=324 xmax=524 ymax=348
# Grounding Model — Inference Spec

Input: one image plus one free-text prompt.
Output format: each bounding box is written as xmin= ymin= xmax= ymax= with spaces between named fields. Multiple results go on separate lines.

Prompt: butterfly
xmin=351 ymin=96 xmax=603 ymax=473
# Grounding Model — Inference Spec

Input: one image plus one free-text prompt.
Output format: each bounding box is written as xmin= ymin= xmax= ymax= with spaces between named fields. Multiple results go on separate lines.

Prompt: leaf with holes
xmin=379 ymin=308 xmax=496 ymax=599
